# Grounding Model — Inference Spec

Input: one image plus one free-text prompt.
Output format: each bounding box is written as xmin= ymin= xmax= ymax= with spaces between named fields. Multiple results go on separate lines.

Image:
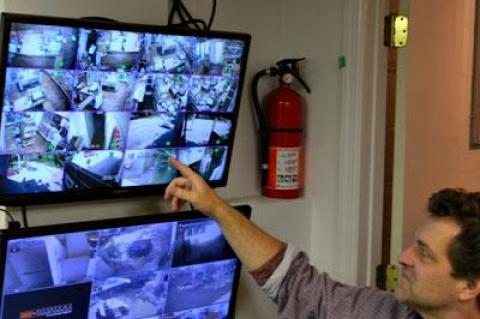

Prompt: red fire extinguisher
xmin=252 ymin=58 xmax=311 ymax=198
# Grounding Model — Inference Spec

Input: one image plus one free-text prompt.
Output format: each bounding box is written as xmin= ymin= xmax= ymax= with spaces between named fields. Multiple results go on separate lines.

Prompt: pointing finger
xmin=168 ymin=158 xmax=198 ymax=180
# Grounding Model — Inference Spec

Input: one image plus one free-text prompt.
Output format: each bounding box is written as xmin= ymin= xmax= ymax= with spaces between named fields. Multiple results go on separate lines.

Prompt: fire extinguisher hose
xmin=251 ymin=69 xmax=271 ymax=187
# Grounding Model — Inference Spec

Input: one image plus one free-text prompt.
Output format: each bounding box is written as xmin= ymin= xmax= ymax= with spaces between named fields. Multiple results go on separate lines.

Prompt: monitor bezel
xmin=0 ymin=12 xmax=251 ymax=205
xmin=0 ymin=204 xmax=251 ymax=318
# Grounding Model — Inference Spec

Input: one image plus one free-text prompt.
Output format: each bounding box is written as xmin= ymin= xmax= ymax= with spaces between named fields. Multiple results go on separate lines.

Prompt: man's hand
xmin=164 ymin=158 xmax=228 ymax=218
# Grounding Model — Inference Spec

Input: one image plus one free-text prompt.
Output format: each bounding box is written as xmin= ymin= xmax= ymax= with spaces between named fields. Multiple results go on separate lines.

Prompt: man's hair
xmin=428 ymin=188 xmax=480 ymax=305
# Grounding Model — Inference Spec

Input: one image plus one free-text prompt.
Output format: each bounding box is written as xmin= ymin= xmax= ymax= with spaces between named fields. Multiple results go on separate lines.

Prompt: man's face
xmin=395 ymin=216 xmax=463 ymax=311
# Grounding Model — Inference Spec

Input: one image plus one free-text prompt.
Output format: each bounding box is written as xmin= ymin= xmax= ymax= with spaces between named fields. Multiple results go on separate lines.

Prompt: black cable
xmin=0 ymin=208 xmax=15 ymax=222
xmin=251 ymin=69 xmax=273 ymax=186
xmin=168 ymin=0 xmax=216 ymax=31
xmin=174 ymin=0 xmax=190 ymax=26
xmin=189 ymin=203 xmax=194 ymax=211
xmin=21 ymin=205 xmax=28 ymax=228
xmin=177 ymin=1 xmax=199 ymax=28
xmin=177 ymin=19 xmax=207 ymax=30
xmin=207 ymin=0 xmax=217 ymax=30
xmin=169 ymin=1 xmax=200 ymax=30
xmin=168 ymin=0 xmax=179 ymax=25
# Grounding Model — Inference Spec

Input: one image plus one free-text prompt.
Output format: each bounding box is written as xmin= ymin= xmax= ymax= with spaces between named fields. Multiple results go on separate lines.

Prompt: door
xmin=386 ymin=0 xmax=478 ymax=267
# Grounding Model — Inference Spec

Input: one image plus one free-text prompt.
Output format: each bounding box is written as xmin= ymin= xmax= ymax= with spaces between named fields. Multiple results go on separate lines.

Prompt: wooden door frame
xmin=381 ymin=0 xmax=399 ymax=265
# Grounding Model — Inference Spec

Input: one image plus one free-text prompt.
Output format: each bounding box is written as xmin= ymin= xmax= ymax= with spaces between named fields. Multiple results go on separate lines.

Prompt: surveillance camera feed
xmin=0 ymin=216 xmax=240 ymax=319
xmin=0 ymin=21 xmax=247 ymax=196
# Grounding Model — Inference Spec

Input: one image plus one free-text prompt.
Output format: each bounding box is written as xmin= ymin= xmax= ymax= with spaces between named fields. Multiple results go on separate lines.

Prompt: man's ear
xmin=458 ymin=279 xmax=480 ymax=302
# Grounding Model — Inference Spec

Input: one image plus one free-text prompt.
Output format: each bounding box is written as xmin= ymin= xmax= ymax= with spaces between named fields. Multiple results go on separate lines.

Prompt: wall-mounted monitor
xmin=0 ymin=13 xmax=250 ymax=205
xmin=0 ymin=205 xmax=251 ymax=319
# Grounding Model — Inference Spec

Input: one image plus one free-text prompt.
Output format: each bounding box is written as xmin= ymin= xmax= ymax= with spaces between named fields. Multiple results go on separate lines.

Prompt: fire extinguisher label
xmin=268 ymin=147 xmax=302 ymax=190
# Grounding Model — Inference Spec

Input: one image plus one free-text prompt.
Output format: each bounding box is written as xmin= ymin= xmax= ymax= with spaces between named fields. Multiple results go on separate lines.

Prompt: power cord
xmin=0 ymin=208 xmax=15 ymax=223
xmin=21 ymin=206 xmax=28 ymax=228
xmin=168 ymin=0 xmax=217 ymax=30
xmin=0 ymin=207 xmax=20 ymax=229
xmin=207 ymin=0 xmax=217 ymax=30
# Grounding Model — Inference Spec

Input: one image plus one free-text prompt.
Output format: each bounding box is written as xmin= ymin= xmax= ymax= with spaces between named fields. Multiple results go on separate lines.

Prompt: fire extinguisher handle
xmin=277 ymin=57 xmax=306 ymax=67
xmin=291 ymin=71 xmax=311 ymax=94
xmin=277 ymin=58 xmax=311 ymax=93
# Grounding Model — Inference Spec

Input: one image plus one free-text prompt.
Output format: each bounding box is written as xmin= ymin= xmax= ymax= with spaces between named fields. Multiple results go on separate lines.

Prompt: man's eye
xmin=419 ymin=248 xmax=430 ymax=259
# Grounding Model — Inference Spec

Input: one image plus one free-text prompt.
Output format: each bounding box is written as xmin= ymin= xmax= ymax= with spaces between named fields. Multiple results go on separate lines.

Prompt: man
xmin=164 ymin=158 xmax=480 ymax=319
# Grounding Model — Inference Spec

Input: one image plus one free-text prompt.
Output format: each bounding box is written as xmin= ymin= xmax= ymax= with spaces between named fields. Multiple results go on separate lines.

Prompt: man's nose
xmin=398 ymin=245 xmax=415 ymax=266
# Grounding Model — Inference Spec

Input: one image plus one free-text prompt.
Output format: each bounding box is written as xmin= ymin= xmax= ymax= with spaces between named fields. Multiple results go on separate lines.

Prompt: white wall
xmin=1 ymin=0 xmax=368 ymax=318
xmin=281 ymin=0 xmax=345 ymax=279
xmin=2 ymin=0 xmax=169 ymax=24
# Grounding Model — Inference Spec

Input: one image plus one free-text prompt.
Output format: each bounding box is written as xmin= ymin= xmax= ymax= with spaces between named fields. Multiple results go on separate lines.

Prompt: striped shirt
xmin=250 ymin=244 xmax=422 ymax=319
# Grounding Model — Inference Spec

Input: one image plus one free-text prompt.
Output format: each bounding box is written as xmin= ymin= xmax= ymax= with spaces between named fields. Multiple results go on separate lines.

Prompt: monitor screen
xmin=0 ymin=205 xmax=250 ymax=319
xmin=0 ymin=13 xmax=250 ymax=205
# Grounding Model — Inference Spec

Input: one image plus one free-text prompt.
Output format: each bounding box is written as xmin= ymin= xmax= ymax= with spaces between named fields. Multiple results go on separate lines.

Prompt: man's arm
xmin=164 ymin=159 xmax=417 ymax=319
xmin=164 ymin=158 xmax=284 ymax=271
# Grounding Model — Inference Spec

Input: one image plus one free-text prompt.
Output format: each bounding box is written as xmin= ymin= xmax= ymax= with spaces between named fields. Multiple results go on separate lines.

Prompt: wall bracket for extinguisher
xmin=251 ymin=58 xmax=311 ymax=187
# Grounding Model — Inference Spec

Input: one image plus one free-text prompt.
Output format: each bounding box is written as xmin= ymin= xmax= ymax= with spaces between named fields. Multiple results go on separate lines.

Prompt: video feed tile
xmin=178 ymin=146 xmax=228 ymax=181
xmin=211 ymin=117 xmax=233 ymax=145
xmin=144 ymin=34 xmax=195 ymax=74
xmin=172 ymin=220 xmax=235 ymax=267
xmin=182 ymin=114 xmax=214 ymax=146
xmin=133 ymin=74 xmax=189 ymax=113
xmin=191 ymin=39 xmax=245 ymax=76
xmin=94 ymin=223 xmax=175 ymax=280
xmin=187 ymin=75 xmax=238 ymax=112
xmin=68 ymin=112 xmax=130 ymax=151
xmin=182 ymin=114 xmax=232 ymax=146
xmin=0 ymin=112 xmax=70 ymax=154
xmin=121 ymin=149 xmax=178 ymax=187
xmin=126 ymin=112 xmax=182 ymax=149
xmin=63 ymin=150 xmax=123 ymax=189
xmin=89 ymin=270 xmax=169 ymax=319
xmin=165 ymin=303 xmax=229 ymax=319
xmin=220 ymin=40 xmax=245 ymax=75
xmin=4 ymin=239 xmax=53 ymax=293
xmin=8 ymin=23 xmax=79 ymax=69
xmin=4 ymin=68 xmax=75 ymax=112
xmin=73 ymin=71 xmax=137 ymax=111
xmin=77 ymin=29 xmax=143 ymax=71
xmin=165 ymin=260 xmax=236 ymax=313
xmin=2 ymin=283 xmax=92 ymax=319
xmin=3 ymin=231 xmax=98 ymax=294
xmin=0 ymin=153 xmax=65 ymax=194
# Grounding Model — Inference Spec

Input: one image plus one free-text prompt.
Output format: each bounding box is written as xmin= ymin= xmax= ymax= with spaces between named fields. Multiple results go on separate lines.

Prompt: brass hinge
xmin=376 ymin=263 xmax=400 ymax=292
xmin=384 ymin=15 xmax=409 ymax=48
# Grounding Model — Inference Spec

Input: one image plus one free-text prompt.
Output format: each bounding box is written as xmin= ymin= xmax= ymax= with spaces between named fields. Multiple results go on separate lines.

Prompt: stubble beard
xmin=395 ymin=277 xmax=422 ymax=310
xmin=395 ymin=281 xmax=451 ymax=316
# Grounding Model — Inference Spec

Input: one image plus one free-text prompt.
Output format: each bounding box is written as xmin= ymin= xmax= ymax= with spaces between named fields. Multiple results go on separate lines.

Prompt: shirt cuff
xmin=250 ymin=243 xmax=287 ymax=286
xmin=260 ymin=244 xmax=300 ymax=300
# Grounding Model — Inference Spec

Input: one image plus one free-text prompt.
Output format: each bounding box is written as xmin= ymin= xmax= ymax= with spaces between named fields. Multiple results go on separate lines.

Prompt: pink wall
xmin=403 ymin=0 xmax=480 ymax=247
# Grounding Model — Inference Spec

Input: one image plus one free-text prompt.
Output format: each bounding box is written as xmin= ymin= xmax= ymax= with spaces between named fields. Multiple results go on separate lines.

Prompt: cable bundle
xmin=168 ymin=0 xmax=217 ymax=30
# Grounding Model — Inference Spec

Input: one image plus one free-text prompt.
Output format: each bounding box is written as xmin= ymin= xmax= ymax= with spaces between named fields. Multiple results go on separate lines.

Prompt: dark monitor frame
xmin=0 ymin=13 xmax=251 ymax=205
xmin=0 ymin=204 xmax=251 ymax=318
